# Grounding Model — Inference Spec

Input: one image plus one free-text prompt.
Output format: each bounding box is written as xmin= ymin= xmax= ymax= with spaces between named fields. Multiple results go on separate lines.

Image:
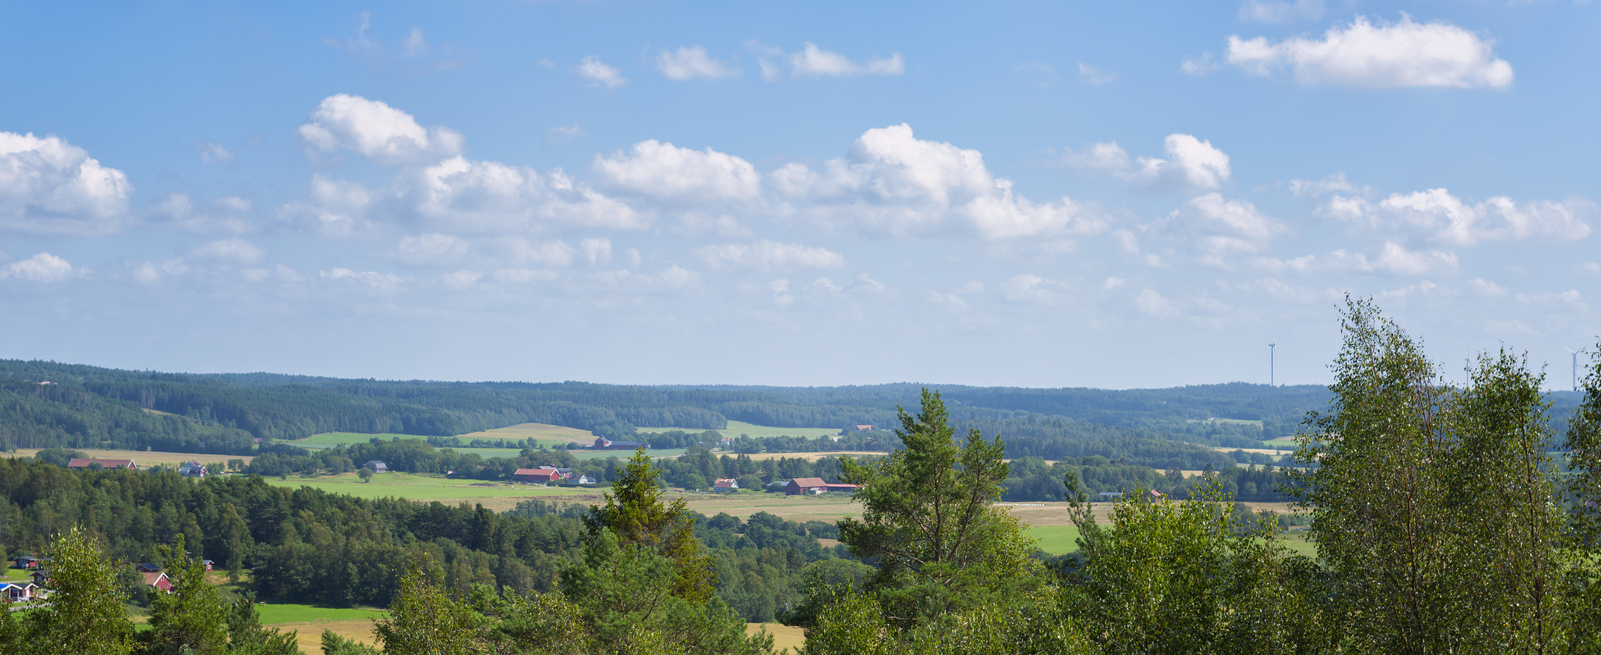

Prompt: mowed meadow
xmin=289 ymin=422 xmax=686 ymax=460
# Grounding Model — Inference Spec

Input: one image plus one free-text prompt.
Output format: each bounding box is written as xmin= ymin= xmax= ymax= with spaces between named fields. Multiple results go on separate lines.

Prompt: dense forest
xmin=0 ymin=359 xmax=1338 ymax=470
xmin=0 ymin=457 xmax=849 ymax=623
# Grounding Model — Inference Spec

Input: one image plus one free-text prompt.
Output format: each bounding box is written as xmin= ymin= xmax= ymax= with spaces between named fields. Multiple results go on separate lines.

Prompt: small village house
xmin=1 ymin=582 xmax=37 ymax=602
xmin=178 ymin=460 xmax=208 ymax=478
xmin=363 ymin=461 xmax=388 ymax=473
xmin=713 ymin=478 xmax=738 ymax=492
xmin=142 ymin=571 xmax=171 ymax=593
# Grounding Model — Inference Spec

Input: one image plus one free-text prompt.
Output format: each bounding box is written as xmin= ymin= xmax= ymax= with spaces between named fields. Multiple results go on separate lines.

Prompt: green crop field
xmin=637 ymin=420 xmax=843 ymax=440
xmin=1027 ymin=525 xmax=1082 ymax=555
xmin=262 ymin=472 xmax=595 ymax=501
xmin=255 ymin=603 xmax=389 ymax=625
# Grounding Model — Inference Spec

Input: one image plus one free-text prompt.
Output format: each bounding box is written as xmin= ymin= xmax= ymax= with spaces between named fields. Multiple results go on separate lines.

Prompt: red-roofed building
xmin=785 ymin=478 xmax=828 ymax=495
xmin=514 ymin=468 xmax=563 ymax=484
xmin=142 ymin=571 xmax=171 ymax=593
xmin=67 ymin=458 xmax=137 ymax=471
xmin=713 ymin=478 xmax=738 ymax=492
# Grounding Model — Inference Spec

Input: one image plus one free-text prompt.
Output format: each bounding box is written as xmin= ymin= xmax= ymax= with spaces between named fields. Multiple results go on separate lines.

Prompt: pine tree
xmin=585 ymin=448 xmax=714 ymax=602
xmin=836 ymin=388 xmax=1038 ymax=625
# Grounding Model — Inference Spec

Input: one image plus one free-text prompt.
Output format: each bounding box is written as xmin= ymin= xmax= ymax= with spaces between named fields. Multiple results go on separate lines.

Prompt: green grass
xmin=1027 ymin=525 xmax=1082 ymax=555
xmin=262 ymin=472 xmax=595 ymax=501
xmin=254 ymin=603 xmax=389 ymax=625
xmin=637 ymin=420 xmax=843 ymax=440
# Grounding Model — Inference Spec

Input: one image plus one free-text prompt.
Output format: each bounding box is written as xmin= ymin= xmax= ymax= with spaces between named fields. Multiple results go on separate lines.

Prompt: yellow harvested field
xmin=1209 ymin=446 xmax=1292 ymax=455
xmin=278 ymin=619 xmax=380 ymax=653
xmin=5 ymin=448 xmax=252 ymax=467
xmin=681 ymin=492 xmax=863 ymax=524
xmin=726 ymin=451 xmax=885 ymax=461
xmin=749 ymin=623 xmax=806 ymax=653
xmin=454 ymin=422 xmax=598 ymax=445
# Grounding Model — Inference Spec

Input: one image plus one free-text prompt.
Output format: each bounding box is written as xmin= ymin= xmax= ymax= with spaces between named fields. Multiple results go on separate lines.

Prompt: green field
xmin=1027 ymin=525 xmax=1082 ymax=555
xmin=262 ymin=472 xmax=596 ymax=501
xmin=255 ymin=603 xmax=389 ymax=625
xmin=637 ymin=420 xmax=844 ymax=440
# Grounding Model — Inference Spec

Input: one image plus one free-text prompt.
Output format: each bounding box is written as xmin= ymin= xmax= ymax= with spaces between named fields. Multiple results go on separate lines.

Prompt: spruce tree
xmin=837 ymin=388 xmax=1038 ymax=625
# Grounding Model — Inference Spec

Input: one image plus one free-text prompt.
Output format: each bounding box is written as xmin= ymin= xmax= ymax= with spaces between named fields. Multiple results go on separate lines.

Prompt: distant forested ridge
xmin=0 ymin=359 xmax=1349 ymax=467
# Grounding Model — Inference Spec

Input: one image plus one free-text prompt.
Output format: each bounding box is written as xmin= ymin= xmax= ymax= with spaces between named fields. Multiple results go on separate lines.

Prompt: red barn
xmin=785 ymin=478 xmax=827 ymax=495
xmin=513 ymin=468 xmax=562 ymax=484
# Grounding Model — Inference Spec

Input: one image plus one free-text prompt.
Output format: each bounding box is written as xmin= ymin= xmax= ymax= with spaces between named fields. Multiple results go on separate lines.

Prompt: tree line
xmin=0 ymin=360 xmax=1330 ymax=465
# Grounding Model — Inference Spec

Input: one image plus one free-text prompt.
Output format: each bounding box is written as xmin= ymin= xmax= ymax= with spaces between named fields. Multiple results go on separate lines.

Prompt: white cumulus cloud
xmin=576 ymin=56 xmax=627 ymax=88
xmin=1 ymin=252 xmax=79 ymax=282
xmin=593 ymin=140 xmax=761 ymax=202
xmin=1226 ymin=15 xmax=1514 ymax=89
xmin=656 ymin=46 xmax=740 ymax=80
xmin=697 ymin=241 xmax=847 ymax=271
xmin=416 ymin=156 xmax=645 ymax=233
xmin=278 ymin=175 xmax=378 ymax=237
xmin=0 ymin=132 xmax=133 ymax=235
xmin=298 ymin=94 xmax=464 ymax=166
xmin=1066 ymin=134 xmax=1230 ymax=192
xmin=786 ymin=43 xmax=904 ymax=77
xmin=1331 ymin=188 xmax=1591 ymax=245
xmin=1163 ymin=193 xmax=1283 ymax=266
xmin=770 ymin=124 xmax=1103 ymax=239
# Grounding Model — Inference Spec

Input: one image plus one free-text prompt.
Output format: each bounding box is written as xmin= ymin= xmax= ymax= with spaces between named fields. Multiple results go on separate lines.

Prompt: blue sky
xmin=2 ymin=0 xmax=1598 ymax=389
